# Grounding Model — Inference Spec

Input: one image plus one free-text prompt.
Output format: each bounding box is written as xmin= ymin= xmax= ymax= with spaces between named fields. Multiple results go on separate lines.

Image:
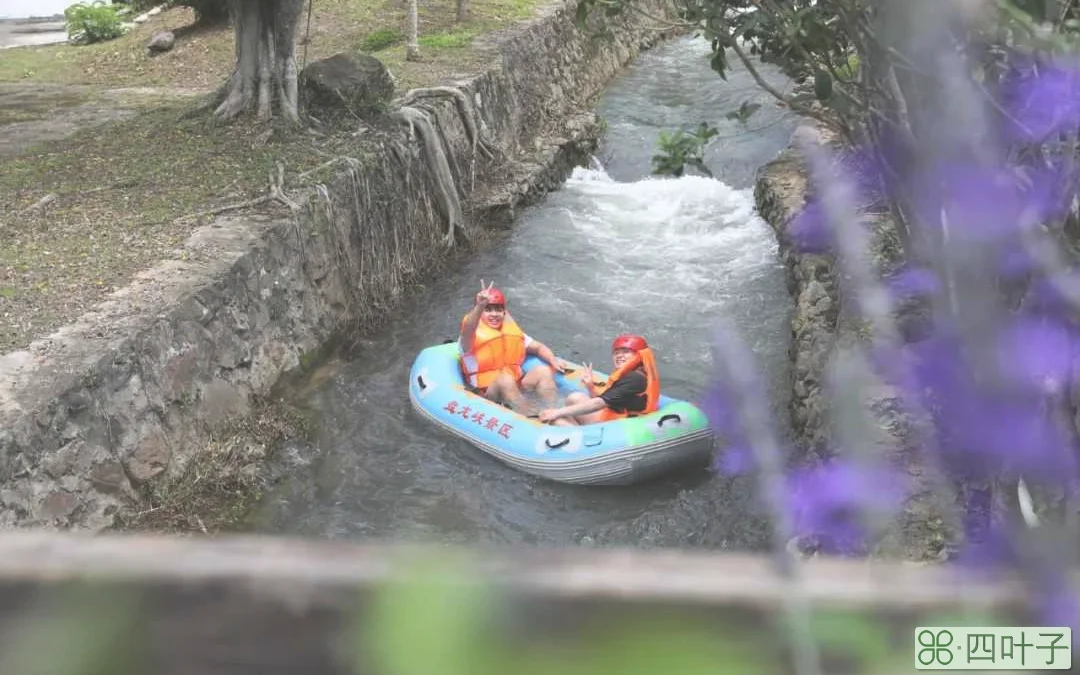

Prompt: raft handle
xmin=416 ymin=375 xmax=427 ymax=389
xmin=657 ymin=413 xmax=681 ymax=427
xmin=544 ymin=437 xmax=571 ymax=449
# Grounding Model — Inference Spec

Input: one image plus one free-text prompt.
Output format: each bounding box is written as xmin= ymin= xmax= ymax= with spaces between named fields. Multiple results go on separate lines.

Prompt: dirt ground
xmin=0 ymin=0 xmax=542 ymax=354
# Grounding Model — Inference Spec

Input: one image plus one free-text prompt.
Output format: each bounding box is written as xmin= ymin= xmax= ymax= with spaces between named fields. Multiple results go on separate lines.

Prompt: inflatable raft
xmin=408 ymin=341 xmax=716 ymax=485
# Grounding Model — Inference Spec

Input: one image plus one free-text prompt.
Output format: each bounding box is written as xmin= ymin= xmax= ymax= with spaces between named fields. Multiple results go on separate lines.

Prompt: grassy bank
xmin=0 ymin=0 xmax=544 ymax=354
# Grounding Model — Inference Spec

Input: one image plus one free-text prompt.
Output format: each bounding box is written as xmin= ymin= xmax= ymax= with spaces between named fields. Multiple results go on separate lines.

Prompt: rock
xmin=300 ymin=53 xmax=394 ymax=118
xmin=126 ymin=433 xmax=171 ymax=484
xmin=147 ymin=31 xmax=175 ymax=53
xmin=41 ymin=490 xmax=78 ymax=520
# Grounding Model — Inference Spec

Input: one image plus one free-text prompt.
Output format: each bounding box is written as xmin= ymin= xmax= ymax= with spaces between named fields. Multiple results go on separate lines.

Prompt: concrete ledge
xmin=0 ymin=532 xmax=1021 ymax=609
xmin=0 ymin=534 xmax=1035 ymax=674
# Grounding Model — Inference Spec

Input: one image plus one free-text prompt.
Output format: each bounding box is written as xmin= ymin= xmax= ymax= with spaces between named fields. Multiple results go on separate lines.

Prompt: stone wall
xmin=753 ymin=135 xmax=957 ymax=561
xmin=0 ymin=0 xmax=683 ymax=530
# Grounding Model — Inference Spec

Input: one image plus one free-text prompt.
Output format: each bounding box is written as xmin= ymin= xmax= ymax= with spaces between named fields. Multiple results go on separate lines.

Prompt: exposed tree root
xmin=399 ymin=86 xmax=497 ymax=161
xmin=296 ymin=156 xmax=363 ymax=182
xmin=175 ymin=161 xmax=298 ymax=225
xmin=213 ymin=0 xmax=304 ymax=123
xmin=392 ymin=105 xmax=470 ymax=247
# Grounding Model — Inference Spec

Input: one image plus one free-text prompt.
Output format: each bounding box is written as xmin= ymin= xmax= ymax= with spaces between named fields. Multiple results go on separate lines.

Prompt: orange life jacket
xmin=592 ymin=347 xmax=661 ymax=421
xmin=459 ymin=313 xmax=527 ymax=390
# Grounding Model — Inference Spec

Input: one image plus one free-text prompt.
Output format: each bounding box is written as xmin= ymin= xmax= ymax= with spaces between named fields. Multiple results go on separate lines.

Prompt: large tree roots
xmin=391 ymin=85 xmax=498 ymax=247
xmin=213 ymin=0 xmax=305 ymax=123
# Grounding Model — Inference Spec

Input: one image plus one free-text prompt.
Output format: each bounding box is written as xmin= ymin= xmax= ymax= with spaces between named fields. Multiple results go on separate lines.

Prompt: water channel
xmin=247 ymin=36 xmax=801 ymax=551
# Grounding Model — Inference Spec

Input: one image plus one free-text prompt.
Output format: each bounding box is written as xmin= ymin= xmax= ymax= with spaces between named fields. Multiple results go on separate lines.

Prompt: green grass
xmin=360 ymin=27 xmax=404 ymax=52
xmin=419 ymin=30 xmax=477 ymax=48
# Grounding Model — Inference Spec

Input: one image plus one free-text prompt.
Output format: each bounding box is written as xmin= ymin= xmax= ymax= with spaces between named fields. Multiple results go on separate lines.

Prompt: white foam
xmin=502 ymin=156 xmax=785 ymax=372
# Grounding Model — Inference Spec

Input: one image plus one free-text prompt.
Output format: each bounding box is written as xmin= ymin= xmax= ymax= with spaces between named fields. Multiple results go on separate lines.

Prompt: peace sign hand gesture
xmin=475 ymin=279 xmax=496 ymax=308
xmin=581 ymin=363 xmax=594 ymax=388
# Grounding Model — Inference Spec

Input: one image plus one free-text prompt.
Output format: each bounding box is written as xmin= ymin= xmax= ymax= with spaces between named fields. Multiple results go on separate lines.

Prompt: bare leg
xmin=521 ymin=365 xmax=558 ymax=406
xmin=543 ymin=392 xmax=585 ymax=427
xmin=485 ymin=372 xmax=527 ymax=411
xmin=558 ymin=392 xmax=609 ymax=426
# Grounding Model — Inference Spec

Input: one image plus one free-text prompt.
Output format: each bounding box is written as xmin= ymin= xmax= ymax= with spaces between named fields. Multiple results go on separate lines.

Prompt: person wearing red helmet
xmin=458 ymin=279 xmax=565 ymax=413
xmin=537 ymin=333 xmax=661 ymax=426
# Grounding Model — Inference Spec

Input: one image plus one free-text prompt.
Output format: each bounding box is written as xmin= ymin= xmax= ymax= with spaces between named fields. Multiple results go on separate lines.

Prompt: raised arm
xmin=460 ymin=280 xmax=495 ymax=353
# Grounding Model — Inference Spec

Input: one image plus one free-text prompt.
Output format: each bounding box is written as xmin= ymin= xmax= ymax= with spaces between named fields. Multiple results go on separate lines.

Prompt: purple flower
xmin=1026 ymin=271 xmax=1080 ymax=317
xmin=787 ymin=198 xmax=834 ymax=254
xmin=829 ymin=145 xmax=888 ymax=205
xmin=1000 ymin=59 xmax=1080 ymax=143
xmin=950 ymin=523 xmax=1022 ymax=574
xmin=713 ymin=445 xmax=755 ymax=475
xmin=998 ymin=246 xmax=1036 ymax=281
xmin=896 ymin=324 xmax=1079 ymax=483
xmin=928 ymin=164 xmax=1041 ymax=243
xmin=784 ymin=461 xmax=908 ymax=554
xmin=994 ymin=315 xmax=1077 ymax=396
xmin=886 ymin=266 xmax=940 ymax=301
xmin=700 ymin=382 xmax=757 ymax=476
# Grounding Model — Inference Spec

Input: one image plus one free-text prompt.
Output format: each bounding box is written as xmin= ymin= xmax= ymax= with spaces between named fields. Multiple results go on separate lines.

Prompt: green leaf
xmin=813 ymin=68 xmax=833 ymax=101
xmin=710 ymin=49 xmax=729 ymax=80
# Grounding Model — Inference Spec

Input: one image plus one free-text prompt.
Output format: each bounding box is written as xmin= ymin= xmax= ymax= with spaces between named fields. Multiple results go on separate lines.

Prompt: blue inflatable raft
xmin=408 ymin=341 xmax=716 ymax=485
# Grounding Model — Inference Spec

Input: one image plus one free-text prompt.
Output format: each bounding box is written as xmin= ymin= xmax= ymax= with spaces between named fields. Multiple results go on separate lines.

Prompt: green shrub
xmin=64 ymin=1 xmax=130 ymax=44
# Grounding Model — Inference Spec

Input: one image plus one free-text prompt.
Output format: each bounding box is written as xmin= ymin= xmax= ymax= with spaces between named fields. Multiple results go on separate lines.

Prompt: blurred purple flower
xmin=713 ymin=446 xmax=755 ymax=475
xmin=1026 ymin=271 xmax=1080 ymax=317
xmin=886 ymin=266 xmax=940 ymax=301
xmin=1000 ymin=59 xmax=1080 ymax=143
xmin=787 ymin=198 xmax=833 ymax=254
xmin=896 ymin=324 xmax=1079 ymax=483
xmin=700 ymin=381 xmax=757 ymax=476
xmin=998 ymin=246 xmax=1036 ymax=281
xmin=830 ymin=145 xmax=887 ymax=204
xmin=994 ymin=315 xmax=1078 ymax=396
xmin=784 ymin=461 xmax=908 ymax=555
xmin=922 ymin=164 xmax=1048 ymax=243
xmin=950 ymin=523 xmax=1022 ymax=574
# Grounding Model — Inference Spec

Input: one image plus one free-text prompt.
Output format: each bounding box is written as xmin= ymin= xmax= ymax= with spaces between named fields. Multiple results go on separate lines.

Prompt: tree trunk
xmin=214 ymin=0 xmax=305 ymax=123
xmin=456 ymin=0 xmax=468 ymax=23
xmin=405 ymin=0 xmax=420 ymax=61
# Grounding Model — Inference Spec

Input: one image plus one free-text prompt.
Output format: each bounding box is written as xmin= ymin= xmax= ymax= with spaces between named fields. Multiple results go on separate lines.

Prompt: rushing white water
xmin=499 ymin=162 xmax=789 ymax=400
xmin=251 ymin=36 xmax=799 ymax=550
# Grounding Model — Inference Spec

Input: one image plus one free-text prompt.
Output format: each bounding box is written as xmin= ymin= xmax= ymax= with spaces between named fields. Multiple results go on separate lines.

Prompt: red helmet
xmin=486 ymin=288 xmax=506 ymax=306
xmin=612 ymin=334 xmax=648 ymax=352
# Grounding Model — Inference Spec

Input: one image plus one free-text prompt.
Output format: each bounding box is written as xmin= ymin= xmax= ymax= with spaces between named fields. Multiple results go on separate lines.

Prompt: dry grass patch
xmin=111 ymin=399 xmax=311 ymax=534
